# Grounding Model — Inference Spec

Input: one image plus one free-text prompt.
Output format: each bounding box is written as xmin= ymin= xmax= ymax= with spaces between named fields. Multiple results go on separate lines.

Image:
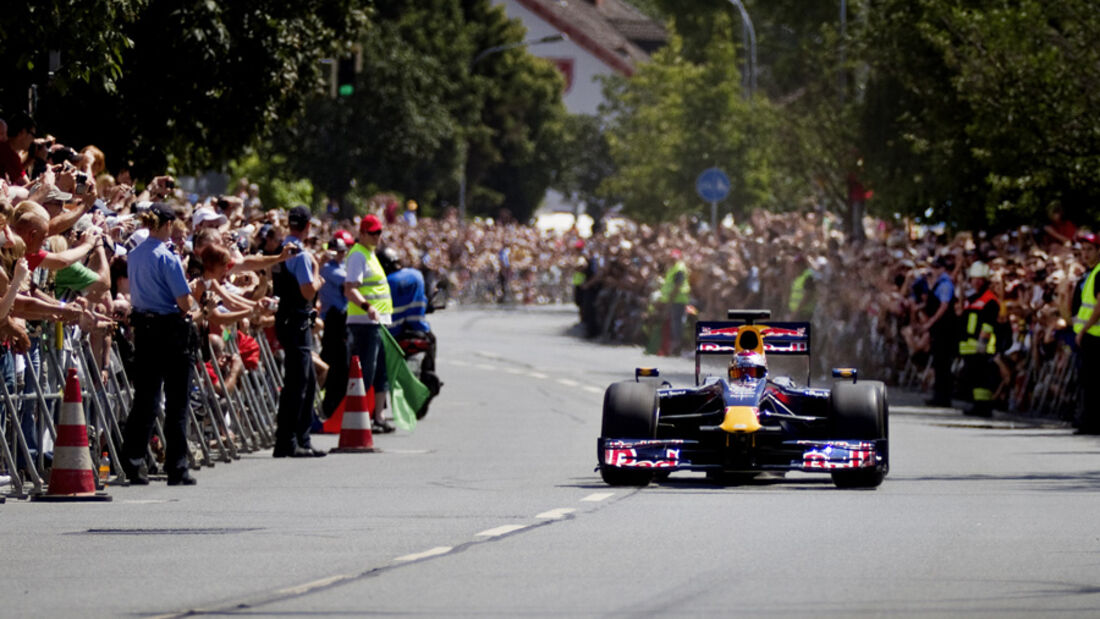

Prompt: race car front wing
xmin=597 ymin=437 xmax=888 ymax=473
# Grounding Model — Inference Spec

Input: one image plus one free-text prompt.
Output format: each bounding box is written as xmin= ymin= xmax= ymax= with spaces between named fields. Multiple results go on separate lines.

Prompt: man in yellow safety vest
xmin=1072 ymin=233 xmax=1100 ymax=434
xmin=344 ymin=214 xmax=395 ymax=433
xmin=659 ymin=249 xmax=691 ymax=356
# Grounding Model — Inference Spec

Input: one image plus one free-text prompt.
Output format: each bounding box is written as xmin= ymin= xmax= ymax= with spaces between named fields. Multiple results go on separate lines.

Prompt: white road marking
xmin=535 ymin=508 xmax=576 ymax=520
xmin=502 ymin=367 xmax=523 ymax=374
xmin=581 ymin=492 xmax=614 ymax=502
xmin=556 ymin=378 xmax=580 ymax=387
xmin=475 ymin=363 xmax=497 ymax=371
xmin=527 ymin=372 xmax=549 ymax=379
xmin=475 ymin=524 xmax=529 ymax=538
xmin=276 ymin=574 xmax=351 ymax=596
xmin=582 ymin=385 xmax=603 ymax=394
xmin=394 ymin=546 xmax=454 ymax=562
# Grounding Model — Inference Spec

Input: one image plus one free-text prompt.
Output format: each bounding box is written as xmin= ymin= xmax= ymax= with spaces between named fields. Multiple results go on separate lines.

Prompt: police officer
xmin=1073 ymin=233 xmax=1100 ymax=434
xmin=958 ymin=261 xmax=999 ymax=417
xmin=272 ymin=206 xmax=325 ymax=457
xmin=344 ymin=214 xmax=393 ymax=433
xmin=319 ymin=234 xmax=350 ymax=421
xmin=922 ymin=255 xmax=956 ymax=407
xmin=121 ymin=203 xmax=198 ymax=486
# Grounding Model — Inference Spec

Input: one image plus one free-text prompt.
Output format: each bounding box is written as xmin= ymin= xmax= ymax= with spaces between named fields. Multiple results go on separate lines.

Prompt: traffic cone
xmin=330 ymin=356 xmax=378 ymax=453
xmin=32 ymin=368 xmax=111 ymax=502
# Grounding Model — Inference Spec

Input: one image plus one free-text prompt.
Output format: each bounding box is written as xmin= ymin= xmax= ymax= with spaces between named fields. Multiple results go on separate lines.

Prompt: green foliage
xmin=549 ymin=114 xmax=619 ymax=223
xmin=1 ymin=0 xmax=369 ymax=179
xmin=857 ymin=0 xmax=1100 ymax=228
xmin=272 ymin=0 xmax=567 ymax=222
xmin=227 ymin=151 xmax=315 ymax=211
xmin=0 ymin=1 xmax=144 ymax=101
xmin=601 ymin=31 xmax=781 ymax=223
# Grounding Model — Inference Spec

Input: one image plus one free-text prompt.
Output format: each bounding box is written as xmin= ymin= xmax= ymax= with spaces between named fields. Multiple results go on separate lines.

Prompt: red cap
xmin=360 ymin=214 xmax=383 ymax=234
xmin=333 ymin=229 xmax=354 ymax=246
xmin=1079 ymin=232 xmax=1100 ymax=247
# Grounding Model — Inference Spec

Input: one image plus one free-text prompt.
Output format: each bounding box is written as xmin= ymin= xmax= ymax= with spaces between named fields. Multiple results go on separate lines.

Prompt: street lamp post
xmin=459 ymin=33 xmax=565 ymax=222
xmin=728 ymin=0 xmax=757 ymax=100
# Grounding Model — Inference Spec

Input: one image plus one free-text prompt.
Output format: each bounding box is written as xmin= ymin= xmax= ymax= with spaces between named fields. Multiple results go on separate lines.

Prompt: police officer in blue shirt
xmin=121 ymin=203 xmax=199 ymax=486
xmin=319 ymin=235 xmax=349 ymax=420
xmin=272 ymin=206 xmax=325 ymax=457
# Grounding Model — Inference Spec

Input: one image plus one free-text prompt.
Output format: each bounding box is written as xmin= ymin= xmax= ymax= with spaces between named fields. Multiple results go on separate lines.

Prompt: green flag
xmin=380 ymin=327 xmax=430 ymax=431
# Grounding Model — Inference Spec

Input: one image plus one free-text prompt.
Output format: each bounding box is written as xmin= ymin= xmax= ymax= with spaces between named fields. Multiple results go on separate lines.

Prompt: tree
xmin=600 ymin=30 xmax=781 ymax=223
xmin=549 ymin=114 xmax=620 ymax=226
xmin=272 ymin=0 xmax=567 ymax=222
xmin=1 ymin=1 xmax=370 ymax=179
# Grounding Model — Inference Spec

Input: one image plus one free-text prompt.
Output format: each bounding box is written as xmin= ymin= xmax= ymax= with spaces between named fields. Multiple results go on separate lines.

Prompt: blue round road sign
xmin=696 ymin=168 xmax=731 ymax=202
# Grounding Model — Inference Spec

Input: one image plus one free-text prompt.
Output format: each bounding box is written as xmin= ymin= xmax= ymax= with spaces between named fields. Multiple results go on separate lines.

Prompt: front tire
xmin=599 ymin=381 xmax=659 ymax=486
xmin=829 ymin=380 xmax=888 ymax=489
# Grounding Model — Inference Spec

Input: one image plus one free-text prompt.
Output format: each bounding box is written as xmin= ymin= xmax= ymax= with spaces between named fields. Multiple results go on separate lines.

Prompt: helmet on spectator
xmin=728 ymin=350 xmax=767 ymax=383
xmin=967 ymin=261 xmax=990 ymax=279
xmin=377 ymin=247 xmax=401 ymax=275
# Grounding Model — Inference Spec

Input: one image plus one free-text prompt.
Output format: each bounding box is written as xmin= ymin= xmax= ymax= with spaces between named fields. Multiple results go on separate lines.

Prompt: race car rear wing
xmin=694 ymin=310 xmax=812 ymax=385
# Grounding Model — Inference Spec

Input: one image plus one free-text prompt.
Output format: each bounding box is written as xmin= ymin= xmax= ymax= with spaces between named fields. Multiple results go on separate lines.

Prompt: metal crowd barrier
xmin=2 ymin=321 xmax=294 ymax=500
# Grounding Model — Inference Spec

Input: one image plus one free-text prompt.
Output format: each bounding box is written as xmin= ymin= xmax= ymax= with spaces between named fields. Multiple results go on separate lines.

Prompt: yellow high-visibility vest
xmin=1074 ymin=262 xmax=1100 ymax=337
xmin=347 ymin=243 xmax=392 ymax=318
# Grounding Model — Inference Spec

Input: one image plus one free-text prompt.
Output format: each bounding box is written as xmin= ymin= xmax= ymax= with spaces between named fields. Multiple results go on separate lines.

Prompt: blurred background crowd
xmin=1 ymin=108 xmax=1089 ymax=458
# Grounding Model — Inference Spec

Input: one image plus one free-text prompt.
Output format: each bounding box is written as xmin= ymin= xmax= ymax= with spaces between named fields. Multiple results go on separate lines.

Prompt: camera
xmin=74 ymin=172 xmax=89 ymax=195
xmin=164 ymin=179 xmax=176 ymax=190
xmin=287 ymin=243 xmax=302 ymax=255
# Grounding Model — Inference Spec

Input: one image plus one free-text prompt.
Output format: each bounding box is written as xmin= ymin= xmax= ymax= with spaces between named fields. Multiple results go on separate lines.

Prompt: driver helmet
xmin=728 ymin=350 xmax=767 ymax=382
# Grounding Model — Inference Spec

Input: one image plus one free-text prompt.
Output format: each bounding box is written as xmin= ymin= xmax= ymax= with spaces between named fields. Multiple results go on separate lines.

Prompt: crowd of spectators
xmin=0 ymin=106 xmax=1088 ymax=483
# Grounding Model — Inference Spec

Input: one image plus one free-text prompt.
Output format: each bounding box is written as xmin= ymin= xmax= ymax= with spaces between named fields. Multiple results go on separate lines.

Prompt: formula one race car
xmin=596 ymin=310 xmax=888 ymax=489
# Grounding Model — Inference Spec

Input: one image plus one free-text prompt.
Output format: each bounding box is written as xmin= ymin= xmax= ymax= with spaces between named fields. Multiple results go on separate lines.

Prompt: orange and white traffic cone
xmin=330 ymin=355 xmax=378 ymax=453
xmin=32 ymin=368 xmax=111 ymax=502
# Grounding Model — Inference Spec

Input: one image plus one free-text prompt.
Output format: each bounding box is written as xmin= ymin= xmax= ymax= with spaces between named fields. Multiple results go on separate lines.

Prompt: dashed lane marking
xmin=581 ymin=492 xmax=615 ymax=502
xmin=556 ymin=378 xmax=580 ymax=387
xmin=502 ymin=367 xmax=524 ymax=374
xmin=582 ymin=385 xmax=603 ymax=394
xmin=276 ymin=574 xmax=352 ymax=596
xmin=475 ymin=363 xmax=497 ymax=371
xmin=394 ymin=546 xmax=454 ymax=562
xmin=527 ymin=372 xmax=549 ymax=379
xmin=536 ymin=508 xmax=576 ymax=520
xmin=475 ymin=524 xmax=529 ymax=538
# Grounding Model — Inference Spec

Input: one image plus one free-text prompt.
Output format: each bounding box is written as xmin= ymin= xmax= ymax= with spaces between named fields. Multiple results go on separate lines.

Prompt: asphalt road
xmin=3 ymin=306 xmax=1100 ymax=618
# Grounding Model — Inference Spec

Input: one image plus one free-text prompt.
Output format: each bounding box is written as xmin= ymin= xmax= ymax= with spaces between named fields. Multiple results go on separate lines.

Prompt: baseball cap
xmin=192 ymin=206 xmax=227 ymax=228
xmin=287 ymin=205 xmax=311 ymax=229
xmin=1078 ymin=232 xmax=1100 ymax=247
xmin=150 ymin=202 xmax=177 ymax=223
xmin=360 ymin=214 xmax=383 ymax=234
xmin=329 ymin=237 xmax=348 ymax=252
xmin=42 ymin=185 xmax=73 ymax=203
xmin=333 ymin=229 xmax=355 ymax=246
xmin=967 ymin=261 xmax=990 ymax=279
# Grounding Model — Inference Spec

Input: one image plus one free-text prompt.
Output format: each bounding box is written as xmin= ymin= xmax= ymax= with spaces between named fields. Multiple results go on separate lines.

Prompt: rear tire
xmin=829 ymin=380 xmax=888 ymax=489
xmin=599 ymin=381 xmax=659 ymax=486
